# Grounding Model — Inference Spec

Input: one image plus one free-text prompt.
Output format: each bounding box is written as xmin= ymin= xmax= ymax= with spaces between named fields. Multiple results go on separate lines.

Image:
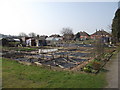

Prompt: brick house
xmin=79 ymin=31 xmax=90 ymax=40
xmin=90 ymin=29 xmax=111 ymax=43
xmin=90 ymin=30 xmax=111 ymax=40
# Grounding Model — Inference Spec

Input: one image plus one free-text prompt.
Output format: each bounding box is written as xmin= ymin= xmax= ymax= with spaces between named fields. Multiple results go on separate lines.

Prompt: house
xmin=21 ymin=35 xmax=48 ymax=47
xmin=36 ymin=36 xmax=47 ymax=46
xmin=21 ymin=37 xmax=29 ymax=46
xmin=63 ymin=34 xmax=74 ymax=41
xmin=46 ymin=37 xmax=62 ymax=46
xmin=90 ymin=30 xmax=111 ymax=40
xmin=49 ymin=34 xmax=61 ymax=37
xmin=2 ymin=37 xmax=21 ymax=47
xmin=26 ymin=38 xmax=36 ymax=46
xmin=0 ymin=33 xmax=8 ymax=40
xmin=46 ymin=37 xmax=62 ymax=42
xmin=90 ymin=29 xmax=111 ymax=43
xmin=79 ymin=31 xmax=90 ymax=40
xmin=21 ymin=37 xmax=36 ymax=46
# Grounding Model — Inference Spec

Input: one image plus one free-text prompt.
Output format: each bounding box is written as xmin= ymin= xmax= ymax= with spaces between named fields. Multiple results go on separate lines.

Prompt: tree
xmin=2 ymin=38 xmax=9 ymax=46
xmin=19 ymin=32 xmax=27 ymax=37
xmin=36 ymin=35 xmax=39 ymax=38
xmin=28 ymin=32 xmax=36 ymax=37
xmin=61 ymin=27 xmax=74 ymax=40
xmin=112 ymin=6 xmax=120 ymax=43
xmin=61 ymin=28 xmax=73 ymax=35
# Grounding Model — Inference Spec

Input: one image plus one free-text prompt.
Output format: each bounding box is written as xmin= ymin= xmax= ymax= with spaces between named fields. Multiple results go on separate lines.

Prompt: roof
xmin=35 ymin=35 xmax=47 ymax=40
xmin=79 ymin=31 xmax=90 ymax=36
xmin=37 ymin=36 xmax=46 ymax=40
xmin=49 ymin=34 xmax=61 ymax=37
xmin=13 ymin=39 xmax=20 ymax=42
xmin=46 ymin=37 xmax=62 ymax=41
xmin=91 ymin=30 xmax=110 ymax=36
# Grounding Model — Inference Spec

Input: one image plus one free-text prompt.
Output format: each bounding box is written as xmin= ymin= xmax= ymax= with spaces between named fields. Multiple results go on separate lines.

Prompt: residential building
xmin=90 ymin=29 xmax=111 ymax=40
xmin=90 ymin=29 xmax=111 ymax=43
xmin=36 ymin=36 xmax=47 ymax=46
xmin=79 ymin=31 xmax=90 ymax=40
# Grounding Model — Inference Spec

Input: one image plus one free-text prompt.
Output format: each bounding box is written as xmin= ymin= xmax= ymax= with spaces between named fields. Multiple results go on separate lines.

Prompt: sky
xmin=0 ymin=0 xmax=119 ymax=36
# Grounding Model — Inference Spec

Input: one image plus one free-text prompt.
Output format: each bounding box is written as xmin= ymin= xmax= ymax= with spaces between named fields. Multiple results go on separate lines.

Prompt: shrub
xmin=92 ymin=62 xmax=101 ymax=70
xmin=91 ymin=69 xmax=96 ymax=73
xmin=83 ymin=58 xmax=102 ymax=73
xmin=83 ymin=66 xmax=92 ymax=73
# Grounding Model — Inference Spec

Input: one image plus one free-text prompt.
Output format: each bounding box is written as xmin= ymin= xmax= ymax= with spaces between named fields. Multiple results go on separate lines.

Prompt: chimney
xmin=96 ymin=29 xmax=97 ymax=32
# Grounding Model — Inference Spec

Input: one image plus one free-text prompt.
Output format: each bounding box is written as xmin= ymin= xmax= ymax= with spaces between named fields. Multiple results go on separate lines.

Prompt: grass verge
xmin=2 ymin=58 xmax=107 ymax=88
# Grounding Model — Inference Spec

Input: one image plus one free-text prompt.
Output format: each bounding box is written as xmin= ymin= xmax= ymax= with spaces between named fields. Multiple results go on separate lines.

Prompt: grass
xmin=1 ymin=46 xmax=56 ymax=52
xmin=66 ymin=39 xmax=96 ymax=45
xmin=2 ymin=46 xmax=37 ymax=52
xmin=2 ymin=58 xmax=107 ymax=88
xmin=16 ymin=47 xmax=37 ymax=51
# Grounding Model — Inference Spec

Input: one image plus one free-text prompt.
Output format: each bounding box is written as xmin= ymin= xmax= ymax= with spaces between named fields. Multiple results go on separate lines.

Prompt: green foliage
xmin=2 ymin=46 xmax=37 ymax=52
xmin=91 ymin=70 xmax=98 ymax=73
xmin=16 ymin=47 xmax=36 ymax=51
xmin=83 ymin=58 xmax=102 ymax=73
xmin=1 ymin=38 xmax=9 ymax=46
xmin=2 ymin=58 xmax=107 ymax=88
xmin=104 ymin=53 xmax=110 ymax=57
xmin=112 ymin=9 xmax=120 ymax=42
xmin=9 ymin=42 xmax=20 ymax=46
xmin=83 ymin=66 xmax=92 ymax=73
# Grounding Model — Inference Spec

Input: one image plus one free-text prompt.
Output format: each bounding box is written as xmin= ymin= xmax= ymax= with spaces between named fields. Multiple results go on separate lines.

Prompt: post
xmin=67 ymin=54 xmax=69 ymax=61
xmin=52 ymin=54 xmax=54 ymax=60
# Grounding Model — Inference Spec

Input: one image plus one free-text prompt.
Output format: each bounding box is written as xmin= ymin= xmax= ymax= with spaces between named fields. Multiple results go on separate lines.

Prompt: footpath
xmin=104 ymin=51 xmax=119 ymax=88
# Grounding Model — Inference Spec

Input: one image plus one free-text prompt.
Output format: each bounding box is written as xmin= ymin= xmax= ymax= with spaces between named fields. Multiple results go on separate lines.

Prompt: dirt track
xmin=104 ymin=51 xmax=119 ymax=88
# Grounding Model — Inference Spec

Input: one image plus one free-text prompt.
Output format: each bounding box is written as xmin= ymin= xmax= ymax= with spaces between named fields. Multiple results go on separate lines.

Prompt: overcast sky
xmin=0 ymin=0 xmax=119 ymax=36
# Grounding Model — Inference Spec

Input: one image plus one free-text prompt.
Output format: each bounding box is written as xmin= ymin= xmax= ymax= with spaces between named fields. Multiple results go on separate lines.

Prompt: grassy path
xmin=104 ymin=52 xmax=119 ymax=88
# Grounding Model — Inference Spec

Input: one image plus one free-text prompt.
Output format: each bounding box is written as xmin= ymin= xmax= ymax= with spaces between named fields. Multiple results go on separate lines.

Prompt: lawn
xmin=2 ymin=58 xmax=107 ymax=88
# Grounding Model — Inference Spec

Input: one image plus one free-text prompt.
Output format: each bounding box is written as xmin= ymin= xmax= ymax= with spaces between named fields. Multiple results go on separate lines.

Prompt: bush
xmin=104 ymin=53 xmax=110 ymax=57
xmin=83 ymin=58 xmax=102 ymax=73
xmin=83 ymin=66 xmax=92 ymax=73
xmin=93 ymin=58 xmax=100 ymax=61
xmin=92 ymin=62 xmax=101 ymax=70
xmin=91 ymin=69 xmax=97 ymax=73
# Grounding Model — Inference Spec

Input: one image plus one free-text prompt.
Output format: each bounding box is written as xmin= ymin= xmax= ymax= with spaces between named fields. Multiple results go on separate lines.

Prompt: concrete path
xmin=104 ymin=51 xmax=119 ymax=88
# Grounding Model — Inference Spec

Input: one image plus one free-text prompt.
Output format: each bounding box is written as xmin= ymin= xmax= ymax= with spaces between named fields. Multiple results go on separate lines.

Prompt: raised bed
xmin=70 ymin=52 xmax=90 ymax=57
xmin=70 ymin=57 xmax=87 ymax=62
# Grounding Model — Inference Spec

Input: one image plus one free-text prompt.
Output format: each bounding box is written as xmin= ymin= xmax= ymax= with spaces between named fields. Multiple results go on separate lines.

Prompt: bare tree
xmin=61 ymin=27 xmax=74 ymax=40
xmin=107 ymin=25 xmax=112 ymax=34
xmin=19 ymin=32 xmax=27 ymax=37
xmin=92 ymin=38 xmax=104 ymax=60
xmin=61 ymin=27 xmax=73 ymax=35
xmin=28 ymin=32 xmax=36 ymax=37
